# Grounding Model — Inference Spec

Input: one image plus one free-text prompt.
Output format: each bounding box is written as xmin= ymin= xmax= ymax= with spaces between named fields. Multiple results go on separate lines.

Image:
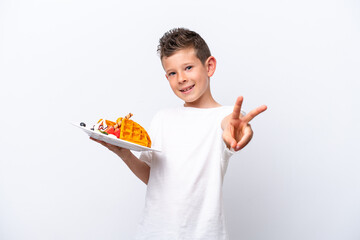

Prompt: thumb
xmin=222 ymin=131 xmax=237 ymax=149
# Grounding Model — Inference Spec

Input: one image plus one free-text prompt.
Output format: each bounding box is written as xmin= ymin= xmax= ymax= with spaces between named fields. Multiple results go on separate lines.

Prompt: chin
xmin=182 ymin=96 xmax=197 ymax=103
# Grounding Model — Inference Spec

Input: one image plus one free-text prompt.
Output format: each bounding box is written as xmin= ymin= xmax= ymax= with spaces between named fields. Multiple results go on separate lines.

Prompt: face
xmin=162 ymin=48 xmax=217 ymax=108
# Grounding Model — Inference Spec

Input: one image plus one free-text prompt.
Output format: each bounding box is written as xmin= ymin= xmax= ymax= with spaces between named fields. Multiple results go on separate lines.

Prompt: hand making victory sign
xmin=222 ymin=96 xmax=268 ymax=151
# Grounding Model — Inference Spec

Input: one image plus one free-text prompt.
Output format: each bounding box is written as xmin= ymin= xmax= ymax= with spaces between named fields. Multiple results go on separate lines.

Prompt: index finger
xmin=231 ymin=96 xmax=243 ymax=119
xmin=242 ymin=105 xmax=268 ymax=123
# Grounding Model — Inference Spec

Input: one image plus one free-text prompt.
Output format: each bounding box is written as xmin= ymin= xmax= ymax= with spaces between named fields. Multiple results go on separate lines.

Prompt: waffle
xmin=95 ymin=113 xmax=151 ymax=147
xmin=117 ymin=117 xmax=152 ymax=147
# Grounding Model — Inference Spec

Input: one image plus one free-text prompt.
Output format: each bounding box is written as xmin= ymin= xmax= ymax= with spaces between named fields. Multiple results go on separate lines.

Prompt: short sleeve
xmin=220 ymin=127 xmax=235 ymax=176
xmin=222 ymin=144 xmax=236 ymax=159
xmin=139 ymin=150 xmax=152 ymax=167
xmin=138 ymin=111 xmax=162 ymax=167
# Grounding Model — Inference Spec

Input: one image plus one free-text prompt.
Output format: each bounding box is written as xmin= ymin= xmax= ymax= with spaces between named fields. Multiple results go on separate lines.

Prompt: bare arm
xmin=90 ymin=137 xmax=150 ymax=184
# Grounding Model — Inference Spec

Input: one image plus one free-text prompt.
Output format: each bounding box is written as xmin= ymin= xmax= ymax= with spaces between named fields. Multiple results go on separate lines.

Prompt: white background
xmin=1 ymin=0 xmax=359 ymax=239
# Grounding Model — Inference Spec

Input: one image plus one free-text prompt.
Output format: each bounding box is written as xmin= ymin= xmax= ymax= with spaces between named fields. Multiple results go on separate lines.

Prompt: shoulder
xmin=218 ymin=105 xmax=233 ymax=114
xmin=216 ymin=105 xmax=233 ymax=118
xmin=150 ymin=107 xmax=181 ymax=124
xmin=153 ymin=107 xmax=180 ymax=118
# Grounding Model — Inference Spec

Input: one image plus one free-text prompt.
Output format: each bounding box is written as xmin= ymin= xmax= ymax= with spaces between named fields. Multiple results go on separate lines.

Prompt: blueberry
xmin=80 ymin=122 xmax=86 ymax=127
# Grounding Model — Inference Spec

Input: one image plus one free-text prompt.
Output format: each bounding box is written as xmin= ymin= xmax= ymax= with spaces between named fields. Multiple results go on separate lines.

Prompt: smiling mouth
xmin=180 ymin=84 xmax=195 ymax=92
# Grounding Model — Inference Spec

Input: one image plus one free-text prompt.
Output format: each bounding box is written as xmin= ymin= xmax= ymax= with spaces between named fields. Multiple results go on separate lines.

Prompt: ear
xmin=165 ymin=73 xmax=169 ymax=80
xmin=206 ymin=56 xmax=216 ymax=77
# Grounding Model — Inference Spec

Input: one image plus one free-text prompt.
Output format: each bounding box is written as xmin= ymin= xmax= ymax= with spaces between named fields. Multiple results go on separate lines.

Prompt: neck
xmin=184 ymin=94 xmax=221 ymax=108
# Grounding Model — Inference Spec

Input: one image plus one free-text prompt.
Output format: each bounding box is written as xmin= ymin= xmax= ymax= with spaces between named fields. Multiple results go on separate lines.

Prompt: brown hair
xmin=157 ymin=28 xmax=211 ymax=64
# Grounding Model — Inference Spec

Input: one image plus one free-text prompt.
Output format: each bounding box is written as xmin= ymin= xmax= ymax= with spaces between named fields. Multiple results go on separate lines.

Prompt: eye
xmin=185 ymin=66 xmax=192 ymax=71
xmin=168 ymin=72 xmax=176 ymax=77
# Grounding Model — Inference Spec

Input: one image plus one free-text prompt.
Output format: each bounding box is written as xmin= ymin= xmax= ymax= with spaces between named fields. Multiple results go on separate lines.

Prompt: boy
xmin=92 ymin=28 xmax=267 ymax=239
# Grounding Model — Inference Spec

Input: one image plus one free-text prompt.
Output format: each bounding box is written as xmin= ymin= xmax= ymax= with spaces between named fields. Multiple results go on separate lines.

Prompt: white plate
xmin=71 ymin=122 xmax=160 ymax=152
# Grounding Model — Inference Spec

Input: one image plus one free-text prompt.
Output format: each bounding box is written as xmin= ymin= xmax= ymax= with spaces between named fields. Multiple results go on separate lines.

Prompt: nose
xmin=177 ymin=71 xmax=187 ymax=84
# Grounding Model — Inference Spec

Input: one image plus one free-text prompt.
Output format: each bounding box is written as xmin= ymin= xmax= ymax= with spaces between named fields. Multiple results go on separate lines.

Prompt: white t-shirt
xmin=135 ymin=106 xmax=235 ymax=240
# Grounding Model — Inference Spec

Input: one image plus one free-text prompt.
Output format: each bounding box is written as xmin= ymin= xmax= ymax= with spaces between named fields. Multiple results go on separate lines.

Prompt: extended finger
xmin=242 ymin=105 xmax=267 ymax=123
xmin=231 ymin=96 xmax=243 ymax=119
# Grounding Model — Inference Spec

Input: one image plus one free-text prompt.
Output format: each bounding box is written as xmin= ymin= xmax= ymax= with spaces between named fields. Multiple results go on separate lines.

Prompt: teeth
xmin=181 ymin=85 xmax=193 ymax=92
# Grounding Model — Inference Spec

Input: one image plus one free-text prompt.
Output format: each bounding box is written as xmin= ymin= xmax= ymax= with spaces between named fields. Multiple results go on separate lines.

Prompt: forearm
xmin=114 ymin=149 xmax=150 ymax=184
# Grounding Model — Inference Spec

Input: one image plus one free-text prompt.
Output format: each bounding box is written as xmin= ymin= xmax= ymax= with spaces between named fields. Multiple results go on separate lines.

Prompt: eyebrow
xmin=165 ymin=68 xmax=175 ymax=73
xmin=164 ymin=61 xmax=196 ymax=73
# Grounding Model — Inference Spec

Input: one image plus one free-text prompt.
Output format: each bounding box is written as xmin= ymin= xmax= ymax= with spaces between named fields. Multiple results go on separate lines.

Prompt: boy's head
xmin=158 ymin=28 xmax=219 ymax=108
xmin=157 ymin=28 xmax=211 ymax=64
